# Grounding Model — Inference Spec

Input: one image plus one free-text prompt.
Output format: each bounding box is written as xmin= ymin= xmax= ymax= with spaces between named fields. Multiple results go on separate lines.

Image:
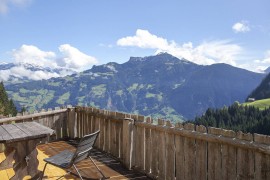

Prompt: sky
xmin=0 ymin=0 xmax=270 ymax=77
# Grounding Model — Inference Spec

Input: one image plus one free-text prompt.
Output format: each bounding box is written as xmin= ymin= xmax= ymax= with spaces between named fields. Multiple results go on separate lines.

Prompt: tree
xmin=193 ymin=103 xmax=270 ymax=135
xmin=0 ymin=82 xmax=17 ymax=117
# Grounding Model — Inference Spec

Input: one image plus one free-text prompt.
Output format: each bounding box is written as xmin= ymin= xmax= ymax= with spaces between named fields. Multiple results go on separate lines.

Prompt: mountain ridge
xmin=5 ymin=53 xmax=264 ymax=121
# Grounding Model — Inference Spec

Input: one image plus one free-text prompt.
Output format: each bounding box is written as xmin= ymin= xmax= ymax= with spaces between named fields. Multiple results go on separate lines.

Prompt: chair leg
xmin=40 ymin=162 xmax=48 ymax=179
xmin=55 ymin=171 xmax=71 ymax=180
xmin=40 ymin=163 xmax=70 ymax=180
xmin=89 ymin=156 xmax=107 ymax=179
xmin=73 ymin=164 xmax=84 ymax=180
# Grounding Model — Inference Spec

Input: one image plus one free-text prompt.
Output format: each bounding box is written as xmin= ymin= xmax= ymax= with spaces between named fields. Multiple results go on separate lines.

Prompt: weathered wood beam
xmin=0 ymin=108 xmax=68 ymax=124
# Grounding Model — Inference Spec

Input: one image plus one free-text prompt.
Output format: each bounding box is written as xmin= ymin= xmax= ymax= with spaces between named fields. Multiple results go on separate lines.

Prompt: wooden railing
xmin=1 ymin=106 xmax=270 ymax=180
xmin=70 ymin=106 xmax=270 ymax=180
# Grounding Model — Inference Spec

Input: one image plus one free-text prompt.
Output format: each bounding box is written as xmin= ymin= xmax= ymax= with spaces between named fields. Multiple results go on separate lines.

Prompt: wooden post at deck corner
xmin=122 ymin=117 xmax=134 ymax=170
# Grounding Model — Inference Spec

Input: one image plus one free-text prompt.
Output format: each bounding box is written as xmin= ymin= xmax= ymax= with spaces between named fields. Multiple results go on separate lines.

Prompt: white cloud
xmin=0 ymin=0 xmax=31 ymax=14
xmin=0 ymin=44 xmax=99 ymax=81
xmin=117 ymin=29 xmax=170 ymax=49
xmin=12 ymin=45 xmax=58 ymax=68
xmin=12 ymin=44 xmax=98 ymax=71
xmin=232 ymin=21 xmax=250 ymax=33
xmin=58 ymin=44 xmax=98 ymax=70
xmin=254 ymin=50 xmax=270 ymax=64
xmin=117 ymin=29 xmax=243 ymax=66
xmin=251 ymin=50 xmax=270 ymax=72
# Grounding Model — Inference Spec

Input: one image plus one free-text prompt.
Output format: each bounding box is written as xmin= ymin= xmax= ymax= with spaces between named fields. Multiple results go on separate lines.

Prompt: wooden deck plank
xmin=0 ymin=140 xmax=151 ymax=180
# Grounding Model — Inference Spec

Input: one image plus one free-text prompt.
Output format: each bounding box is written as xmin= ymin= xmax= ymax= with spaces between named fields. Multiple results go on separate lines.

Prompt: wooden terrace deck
xmin=0 ymin=141 xmax=150 ymax=180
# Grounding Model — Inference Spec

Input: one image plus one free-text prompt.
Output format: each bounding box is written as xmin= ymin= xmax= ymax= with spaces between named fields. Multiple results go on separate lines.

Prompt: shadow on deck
xmin=0 ymin=141 xmax=150 ymax=180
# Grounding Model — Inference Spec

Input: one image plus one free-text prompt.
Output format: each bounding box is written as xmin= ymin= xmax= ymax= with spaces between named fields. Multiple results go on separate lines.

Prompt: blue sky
xmin=0 ymin=0 xmax=270 ymax=73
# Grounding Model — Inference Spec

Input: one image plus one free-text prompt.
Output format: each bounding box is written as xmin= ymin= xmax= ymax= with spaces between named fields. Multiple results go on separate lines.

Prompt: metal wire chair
xmin=40 ymin=130 xmax=107 ymax=180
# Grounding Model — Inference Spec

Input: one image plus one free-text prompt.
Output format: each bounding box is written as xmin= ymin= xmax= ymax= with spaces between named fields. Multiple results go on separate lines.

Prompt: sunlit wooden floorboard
xmin=0 ymin=141 xmax=150 ymax=180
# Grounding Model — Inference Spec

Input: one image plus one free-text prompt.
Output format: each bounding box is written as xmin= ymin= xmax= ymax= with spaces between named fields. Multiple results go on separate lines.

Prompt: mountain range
xmin=4 ymin=53 xmax=265 ymax=121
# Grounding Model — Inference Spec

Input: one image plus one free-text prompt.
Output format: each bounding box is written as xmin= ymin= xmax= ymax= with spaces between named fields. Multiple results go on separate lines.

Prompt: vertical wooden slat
xmin=47 ymin=114 xmax=55 ymax=140
xmin=137 ymin=115 xmax=145 ymax=171
xmin=134 ymin=118 xmax=140 ymax=169
xmin=76 ymin=108 xmax=81 ymax=138
xmin=236 ymin=131 xmax=255 ymax=180
xmin=208 ymin=127 xmax=222 ymax=180
xmin=79 ymin=107 xmax=83 ymax=138
xmin=73 ymin=107 xmax=78 ymax=138
xmin=183 ymin=123 xmax=196 ymax=180
xmin=99 ymin=110 xmax=105 ymax=151
xmin=195 ymin=125 xmax=207 ymax=180
xmin=254 ymin=133 xmax=270 ymax=180
xmin=221 ymin=129 xmax=237 ymax=180
xmin=82 ymin=107 xmax=86 ymax=136
xmin=95 ymin=109 xmax=100 ymax=149
xmin=90 ymin=108 xmax=94 ymax=134
xmin=131 ymin=114 xmax=138 ymax=169
xmin=115 ymin=112 xmax=124 ymax=158
xmin=165 ymin=121 xmax=175 ymax=180
xmin=80 ymin=107 xmax=83 ymax=137
xmin=110 ymin=112 xmax=117 ymax=156
xmin=91 ymin=108 xmax=96 ymax=134
xmin=55 ymin=113 xmax=61 ymax=140
xmin=119 ymin=113 xmax=125 ymax=159
xmin=115 ymin=121 xmax=120 ymax=158
xmin=122 ymin=116 xmax=134 ymax=169
xmin=84 ymin=108 xmax=89 ymax=135
xmin=151 ymin=122 xmax=158 ymax=178
xmin=85 ymin=107 xmax=90 ymax=135
xmin=145 ymin=117 xmax=152 ymax=174
xmin=46 ymin=115 xmax=51 ymax=130
xmin=175 ymin=123 xmax=184 ymax=180
xmin=157 ymin=119 xmax=166 ymax=180
xmin=67 ymin=107 xmax=74 ymax=138
xmin=104 ymin=112 xmax=110 ymax=153
xmin=61 ymin=111 xmax=67 ymax=138
xmin=111 ymin=120 xmax=117 ymax=156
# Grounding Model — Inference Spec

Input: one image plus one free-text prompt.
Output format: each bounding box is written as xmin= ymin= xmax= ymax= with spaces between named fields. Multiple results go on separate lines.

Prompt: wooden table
xmin=0 ymin=122 xmax=54 ymax=180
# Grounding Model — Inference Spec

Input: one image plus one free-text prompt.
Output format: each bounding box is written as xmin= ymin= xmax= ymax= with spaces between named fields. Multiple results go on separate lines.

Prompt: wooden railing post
xmin=122 ymin=118 xmax=134 ymax=170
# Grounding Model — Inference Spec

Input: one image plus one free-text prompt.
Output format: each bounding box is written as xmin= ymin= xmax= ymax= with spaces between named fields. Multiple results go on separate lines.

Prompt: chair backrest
xmin=71 ymin=130 xmax=100 ymax=165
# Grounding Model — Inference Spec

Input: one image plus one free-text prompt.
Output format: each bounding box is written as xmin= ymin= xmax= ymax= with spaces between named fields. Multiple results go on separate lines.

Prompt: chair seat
xmin=44 ymin=150 xmax=74 ymax=168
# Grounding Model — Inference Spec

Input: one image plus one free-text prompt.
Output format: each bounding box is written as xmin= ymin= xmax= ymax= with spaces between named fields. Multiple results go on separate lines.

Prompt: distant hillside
xmin=247 ymin=72 xmax=270 ymax=101
xmin=5 ymin=53 xmax=264 ymax=121
xmin=243 ymin=98 xmax=270 ymax=110
xmin=193 ymin=102 xmax=270 ymax=135
xmin=169 ymin=63 xmax=264 ymax=118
